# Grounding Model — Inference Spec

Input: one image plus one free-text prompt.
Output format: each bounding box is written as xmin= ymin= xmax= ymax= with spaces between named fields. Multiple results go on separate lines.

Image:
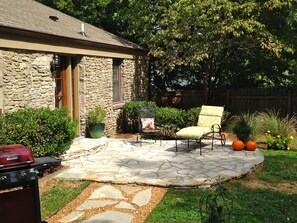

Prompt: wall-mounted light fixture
xmin=50 ymin=53 xmax=60 ymax=77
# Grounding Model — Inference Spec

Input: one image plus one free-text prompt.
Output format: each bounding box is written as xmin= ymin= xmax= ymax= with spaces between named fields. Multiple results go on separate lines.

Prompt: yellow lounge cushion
xmin=199 ymin=105 xmax=224 ymax=117
xmin=176 ymin=126 xmax=211 ymax=139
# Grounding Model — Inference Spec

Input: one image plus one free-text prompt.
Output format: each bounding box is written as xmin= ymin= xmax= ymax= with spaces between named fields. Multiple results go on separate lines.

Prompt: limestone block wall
xmin=79 ymin=56 xmax=113 ymax=135
xmin=0 ymin=48 xmax=148 ymax=136
xmin=79 ymin=56 xmax=149 ymax=136
xmin=122 ymin=57 xmax=148 ymax=101
xmin=0 ymin=49 xmax=54 ymax=113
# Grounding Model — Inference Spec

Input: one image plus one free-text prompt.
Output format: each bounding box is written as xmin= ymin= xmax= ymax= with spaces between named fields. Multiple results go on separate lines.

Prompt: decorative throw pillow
xmin=141 ymin=118 xmax=155 ymax=130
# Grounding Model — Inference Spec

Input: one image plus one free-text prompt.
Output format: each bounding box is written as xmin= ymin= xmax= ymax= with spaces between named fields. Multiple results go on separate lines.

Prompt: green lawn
xmin=145 ymin=150 xmax=297 ymax=223
xmin=40 ymin=180 xmax=90 ymax=219
xmin=257 ymin=150 xmax=297 ymax=183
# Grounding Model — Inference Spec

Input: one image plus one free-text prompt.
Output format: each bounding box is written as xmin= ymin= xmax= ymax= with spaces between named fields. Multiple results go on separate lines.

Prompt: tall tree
xmin=120 ymin=0 xmax=297 ymax=102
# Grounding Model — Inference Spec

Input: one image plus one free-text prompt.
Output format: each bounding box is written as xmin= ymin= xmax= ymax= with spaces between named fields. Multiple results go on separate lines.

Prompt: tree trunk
xmin=203 ymin=57 xmax=212 ymax=104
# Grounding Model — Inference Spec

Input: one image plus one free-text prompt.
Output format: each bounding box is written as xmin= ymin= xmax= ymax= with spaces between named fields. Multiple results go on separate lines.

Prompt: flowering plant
xmin=266 ymin=130 xmax=293 ymax=150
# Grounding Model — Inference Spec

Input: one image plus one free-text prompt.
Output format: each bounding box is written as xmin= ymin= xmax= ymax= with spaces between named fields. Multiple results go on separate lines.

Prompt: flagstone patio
xmin=56 ymin=137 xmax=264 ymax=187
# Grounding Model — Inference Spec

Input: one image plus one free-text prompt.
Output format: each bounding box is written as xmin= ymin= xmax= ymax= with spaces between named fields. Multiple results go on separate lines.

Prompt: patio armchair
xmin=175 ymin=105 xmax=226 ymax=155
xmin=136 ymin=107 xmax=161 ymax=146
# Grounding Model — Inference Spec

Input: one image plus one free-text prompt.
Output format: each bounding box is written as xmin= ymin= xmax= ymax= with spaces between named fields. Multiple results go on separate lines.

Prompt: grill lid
xmin=0 ymin=144 xmax=36 ymax=172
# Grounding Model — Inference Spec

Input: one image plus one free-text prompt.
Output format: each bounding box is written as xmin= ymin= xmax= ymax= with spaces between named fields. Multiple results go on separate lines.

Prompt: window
xmin=113 ymin=59 xmax=122 ymax=103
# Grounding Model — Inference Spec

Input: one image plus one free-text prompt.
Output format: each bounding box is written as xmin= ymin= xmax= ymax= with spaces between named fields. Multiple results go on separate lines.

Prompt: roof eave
xmin=0 ymin=25 xmax=148 ymax=56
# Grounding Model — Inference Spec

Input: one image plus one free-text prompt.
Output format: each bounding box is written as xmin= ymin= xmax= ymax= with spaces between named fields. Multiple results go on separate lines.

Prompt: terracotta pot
xmin=232 ymin=140 xmax=244 ymax=151
xmin=246 ymin=140 xmax=257 ymax=151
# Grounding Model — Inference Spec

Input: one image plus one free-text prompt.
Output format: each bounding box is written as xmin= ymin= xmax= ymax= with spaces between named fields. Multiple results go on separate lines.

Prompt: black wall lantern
xmin=50 ymin=53 xmax=61 ymax=77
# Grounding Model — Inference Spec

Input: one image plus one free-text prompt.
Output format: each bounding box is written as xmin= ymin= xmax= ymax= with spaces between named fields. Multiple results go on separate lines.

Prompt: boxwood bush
xmin=121 ymin=101 xmax=158 ymax=133
xmin=155 ymin=107 xmax=186 ymax=135
xmin=0 ymin=108 xmax=77 ymax=157
xmin=185 ymin=107 xmax=201 ymax=126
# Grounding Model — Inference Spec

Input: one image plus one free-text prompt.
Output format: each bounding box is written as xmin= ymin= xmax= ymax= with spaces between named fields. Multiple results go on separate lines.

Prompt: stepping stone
xmin=115 ymin=201 xmax=136 ymax=210
xmin=77 ymin=200 xmax=117 ymax=210
xmin=120 ymin=185 xmax=142 ymax=195
xmin=132 ymin=188 xmax=152 ymax=207
xmin=82 ymin=211 xmax=133 ymax=223
xmin=58 ymin=211 xmax=84 ymax=223
xmin=89 ymin=185 xmax=126 ymax=199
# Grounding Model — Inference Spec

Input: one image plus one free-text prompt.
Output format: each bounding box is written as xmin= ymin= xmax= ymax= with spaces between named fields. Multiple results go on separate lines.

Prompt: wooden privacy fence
xmin=153 ymin=88 xmax=297 ymax=116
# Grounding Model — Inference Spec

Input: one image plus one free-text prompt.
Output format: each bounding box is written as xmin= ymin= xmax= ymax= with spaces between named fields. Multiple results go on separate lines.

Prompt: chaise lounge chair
xmin=175 ymin=105 xmax=226 ymax=155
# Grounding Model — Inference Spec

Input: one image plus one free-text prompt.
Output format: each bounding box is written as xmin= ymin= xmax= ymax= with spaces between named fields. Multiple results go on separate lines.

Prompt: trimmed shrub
xmin=155 ymin=107 xmax=186 ymax=136
xmin=0 ymin=108 xmax=77 ymax=157
xmin=121 ymin=101 xmax=158 ymax=133
xmin=185 ymin=107 xmax=201 ymax=126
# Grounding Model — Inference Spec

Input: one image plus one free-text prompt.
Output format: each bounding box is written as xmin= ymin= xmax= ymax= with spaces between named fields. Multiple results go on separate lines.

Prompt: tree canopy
xmin=36 ymin=0 xmax=125 ymax=34
xmin=120 ymin=0 xmax=296 ymax=99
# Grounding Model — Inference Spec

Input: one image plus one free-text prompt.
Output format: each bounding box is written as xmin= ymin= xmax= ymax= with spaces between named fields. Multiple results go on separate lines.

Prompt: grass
xmin=257 ymin=150 xmax=297 ymax=183
xmin=145 ymin=189 xmax=203 ymax=223
xmin=145 ymin=149 xmax=297 ymax=223
xmin=40 ymin=180 xmax=90 ymax=219
xmin=227 ymin=183 xmax=297 ymax=223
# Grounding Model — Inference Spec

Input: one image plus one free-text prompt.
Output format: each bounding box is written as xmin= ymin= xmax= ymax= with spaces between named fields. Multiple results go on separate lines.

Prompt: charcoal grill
xmin=0 ymin=144 xmax=45 ymax=223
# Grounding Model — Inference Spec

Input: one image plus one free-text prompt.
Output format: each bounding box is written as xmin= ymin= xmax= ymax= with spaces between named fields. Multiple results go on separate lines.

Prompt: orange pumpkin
xmin=232 ymin=140 xmax=244 ymax=151
xmin=245 ymin=140 xmax=257 ymax=151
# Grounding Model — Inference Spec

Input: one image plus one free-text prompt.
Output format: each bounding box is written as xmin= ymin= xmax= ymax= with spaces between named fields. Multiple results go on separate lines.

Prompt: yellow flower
xmin=287 ymin=147 xmax=290 ymax=150
xmin=277 ymin=135 xmax=280 ymax=138
xmin=267 ymin=130 xmax=271 ymax=133
xmin=289 ymin=136 xmax=294 ymax=140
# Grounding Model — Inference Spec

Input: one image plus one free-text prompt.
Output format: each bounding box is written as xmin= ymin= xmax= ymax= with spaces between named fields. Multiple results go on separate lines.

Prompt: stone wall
xmin=122 ymin=57 xmax=148 ymax=101
xmin=0 ymin=48 xmax=149 ymax=136
xmin=79 ymin=56 xmax=113 ymax=136
xmin=79 ymin=56 xmax=149 ymax=136
xmin=0 ymin=49 xmax=54 ymax=113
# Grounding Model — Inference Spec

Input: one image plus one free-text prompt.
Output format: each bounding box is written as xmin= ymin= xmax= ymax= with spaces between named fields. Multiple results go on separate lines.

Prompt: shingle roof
xmin=0 ymin=0 xmax=144 ymax=51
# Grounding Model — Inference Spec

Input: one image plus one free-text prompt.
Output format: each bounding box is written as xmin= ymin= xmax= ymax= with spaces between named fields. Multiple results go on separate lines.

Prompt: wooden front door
xmin=55 ymin=57 xmax=67 ymax=108
xmin=54 ymin=55 xmax=80 ymax=133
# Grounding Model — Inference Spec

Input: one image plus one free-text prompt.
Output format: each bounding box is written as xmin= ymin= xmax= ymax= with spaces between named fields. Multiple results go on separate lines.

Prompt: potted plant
xmin=232 ymin=115 xmax=251 ymax=143
xmin=87 ymin=106 xmax=107 ymax=138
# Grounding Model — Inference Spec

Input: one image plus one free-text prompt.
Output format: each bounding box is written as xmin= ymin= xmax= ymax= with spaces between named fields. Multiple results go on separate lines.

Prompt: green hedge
xmin=121 ymin=102 xmax=230 ymax=137
xmin=121 ymin=101 xmax=158 ymax=133
xmin=184 ymin=107 xmax=201 ymax=126
xmin=155 ymin=107 xmax=186 ymax=134
xmin=0 ymin=108 xmax=77 ymax=157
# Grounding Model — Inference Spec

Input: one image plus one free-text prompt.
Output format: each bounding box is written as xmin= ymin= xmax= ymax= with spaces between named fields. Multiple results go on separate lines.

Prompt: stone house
xmin=0 ymin=0 xmax=149 ymax=136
